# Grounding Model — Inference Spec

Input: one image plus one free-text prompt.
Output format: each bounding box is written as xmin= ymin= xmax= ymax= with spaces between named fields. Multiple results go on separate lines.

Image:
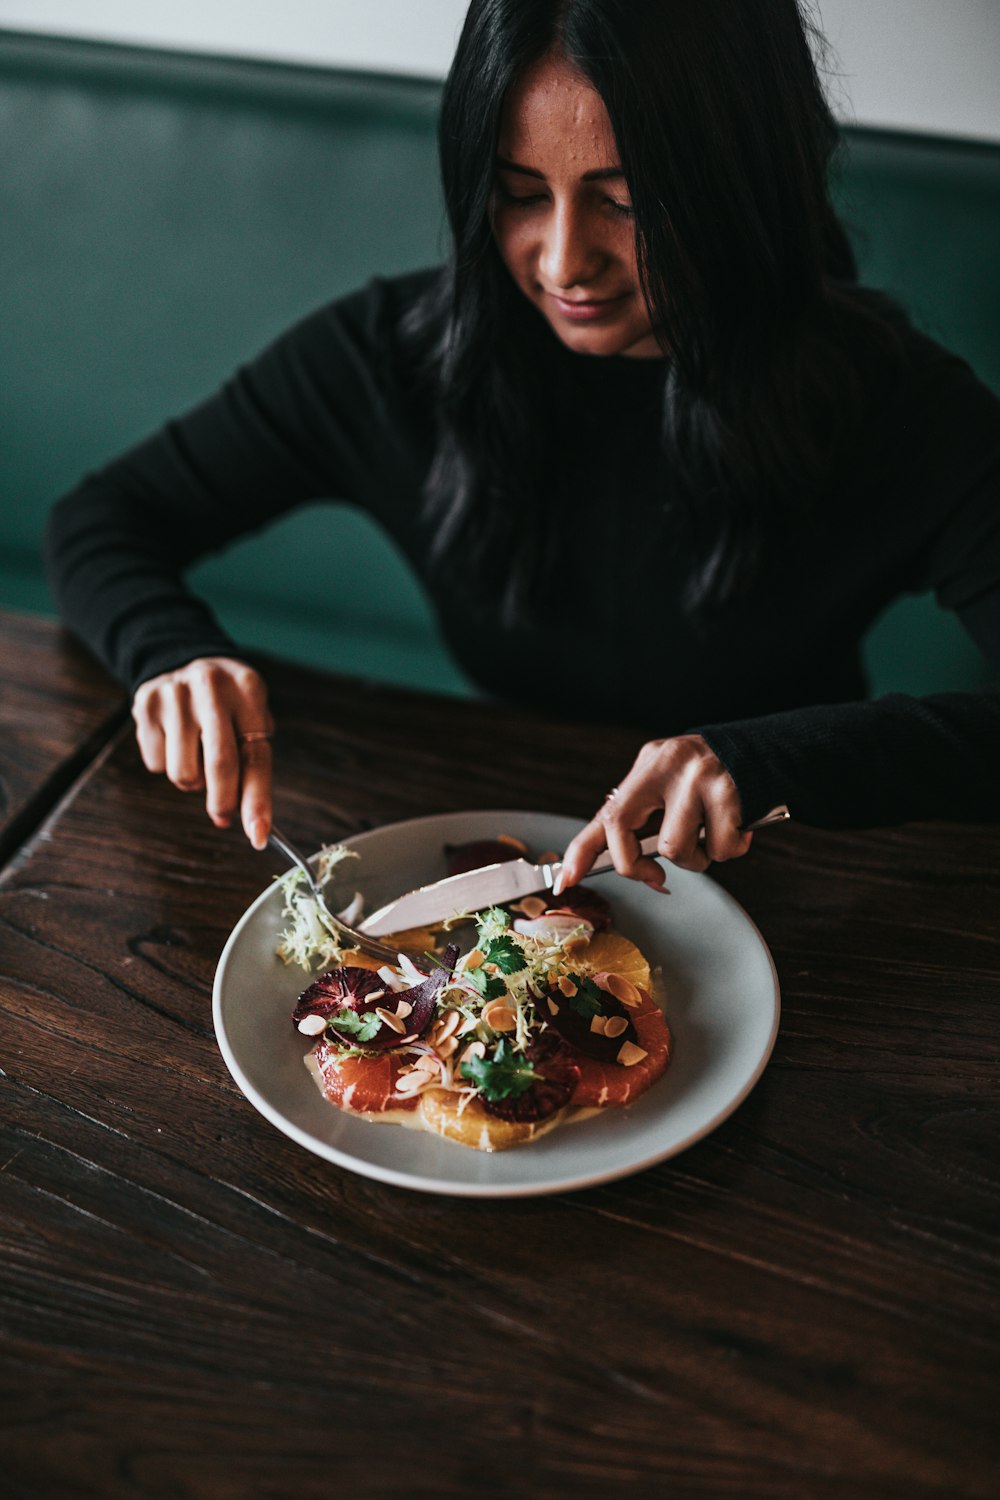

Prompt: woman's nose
xmin=538 ymin=201 xmax=605 ymax=288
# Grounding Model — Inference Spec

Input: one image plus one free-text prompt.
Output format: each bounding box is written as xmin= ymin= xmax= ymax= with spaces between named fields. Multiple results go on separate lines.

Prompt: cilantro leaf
xmin=465 ymin=966 xmax=508 ymax=1002
xmin=327 ymin=1007 xmax=382 ymax=1043
xmin=482 ymin=935 xmax=527 ymax=975
xmin=565 ymin=975 xmax=605 ymax=1021
xmin=460 ymin=1038 xmax=537 ymax=1101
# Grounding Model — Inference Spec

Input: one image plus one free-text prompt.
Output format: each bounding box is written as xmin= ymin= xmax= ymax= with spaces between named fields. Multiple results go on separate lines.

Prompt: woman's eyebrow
xmin=495 ymin=155 xmax=624 ymax=182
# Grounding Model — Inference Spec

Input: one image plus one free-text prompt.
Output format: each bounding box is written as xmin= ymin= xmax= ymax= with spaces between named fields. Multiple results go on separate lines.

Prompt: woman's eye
xmin=605 ymin=198 xmax=634 ymax=218
xmin=495 ymin=183 xmax=547 ymax=208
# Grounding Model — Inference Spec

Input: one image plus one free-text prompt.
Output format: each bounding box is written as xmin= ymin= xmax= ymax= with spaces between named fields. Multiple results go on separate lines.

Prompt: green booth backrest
xmin=2 ymin=31 xmax=999 ymax=696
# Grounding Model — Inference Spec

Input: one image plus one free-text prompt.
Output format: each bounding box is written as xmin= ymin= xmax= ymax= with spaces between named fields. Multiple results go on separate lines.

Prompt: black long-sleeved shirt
xmin=45 ymin=269 xmax=1000 ymax=828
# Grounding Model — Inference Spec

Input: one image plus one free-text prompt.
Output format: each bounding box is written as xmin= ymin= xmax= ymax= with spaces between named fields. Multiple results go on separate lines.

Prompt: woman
xmin=45 ymin=0 xmax=1000 ymax=890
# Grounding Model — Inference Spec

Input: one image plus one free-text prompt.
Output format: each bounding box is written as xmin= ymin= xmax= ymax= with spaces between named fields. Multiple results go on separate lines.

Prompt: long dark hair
xmin=410 ymin=0 xmax=892 ymax=616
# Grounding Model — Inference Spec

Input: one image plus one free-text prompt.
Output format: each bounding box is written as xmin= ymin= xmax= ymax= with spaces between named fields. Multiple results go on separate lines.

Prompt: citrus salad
xmin=278 ymin=838 xmax=672 ymax=1152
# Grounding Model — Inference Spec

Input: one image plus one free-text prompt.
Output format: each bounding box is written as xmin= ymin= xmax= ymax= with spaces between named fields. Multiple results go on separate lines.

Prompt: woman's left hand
xmin=556 ymin=734 xmax=752 ymax=891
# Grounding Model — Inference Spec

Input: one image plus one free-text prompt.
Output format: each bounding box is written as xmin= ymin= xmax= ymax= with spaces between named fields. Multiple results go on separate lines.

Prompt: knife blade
xmin=357 ymin=836 xmax=663 ymax=937
xmin=357 ymin=805 xmax=790 ymax=938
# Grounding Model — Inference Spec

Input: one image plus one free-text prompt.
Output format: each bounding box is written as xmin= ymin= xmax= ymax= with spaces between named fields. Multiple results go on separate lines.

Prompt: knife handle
xmin=583 ymin=805 xmax=790 ymax=877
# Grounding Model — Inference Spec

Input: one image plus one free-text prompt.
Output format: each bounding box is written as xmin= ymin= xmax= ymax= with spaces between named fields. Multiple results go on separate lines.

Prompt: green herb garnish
xmin=465 ymin=966 xmax=508 ymax=1002
xmin=482 ymin=935 xmax=527 ymax=975
xmin=326 ymin=1007 xmax=382 ymax=1043
xmin=564 ymin=975 xmax=605 ymax=1021
xmin=460 ymin=1037 xmax=538 ymax=1102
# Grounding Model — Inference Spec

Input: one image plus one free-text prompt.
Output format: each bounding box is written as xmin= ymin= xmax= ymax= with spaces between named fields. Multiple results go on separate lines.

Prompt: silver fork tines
xmin=267 ymin=827 xmax=425 ymax=967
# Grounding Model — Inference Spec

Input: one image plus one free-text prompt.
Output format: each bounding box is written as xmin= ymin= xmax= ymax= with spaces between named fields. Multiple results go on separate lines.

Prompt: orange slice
xmin=420 ymin=1088 xmax=555 ymax=1152
xmin=573 ymin=931 xmax=651 ymax=992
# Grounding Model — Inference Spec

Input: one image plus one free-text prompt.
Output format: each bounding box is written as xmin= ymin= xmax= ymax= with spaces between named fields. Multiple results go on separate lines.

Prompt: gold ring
xmin=237 ymin=730 xmax=273 ymax=745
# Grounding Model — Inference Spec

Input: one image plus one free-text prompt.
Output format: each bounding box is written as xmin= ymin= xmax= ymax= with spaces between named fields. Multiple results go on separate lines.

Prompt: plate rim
xmin=212 ymin=808 xmax=781 ymax=1198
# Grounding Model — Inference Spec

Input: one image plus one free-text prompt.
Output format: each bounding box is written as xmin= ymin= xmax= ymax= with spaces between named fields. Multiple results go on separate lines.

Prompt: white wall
xmin=1 ymin=0 xmax=998 ymax=142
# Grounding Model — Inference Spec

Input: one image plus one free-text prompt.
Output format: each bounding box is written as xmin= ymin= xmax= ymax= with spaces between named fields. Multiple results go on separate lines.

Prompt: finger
xmin=554 ymin=818 xmax=609 ymax=893
xmin=160 ymin=686 xmax=205 ymax=792
xmin=238 ymin=739 xmax=273 ymax=850
xmin=188 ymin=670 xmax=244 ymax=829
xmin=603 ymin=813 xmax=654 ymax=880
xmin=599 ymin=780 xmax=669 ymax=885
xmin=701 ymin=779 xmax=754 ymax=863
xmin=199 ymin=714 xmax=241 ymax=830
xmin=701 ymin=810 xmax=755 ymax=870
xmin=132 ymin=696 xmax=167 ymax=775
xmin=657 ymin=794 xmax=711 ymax=873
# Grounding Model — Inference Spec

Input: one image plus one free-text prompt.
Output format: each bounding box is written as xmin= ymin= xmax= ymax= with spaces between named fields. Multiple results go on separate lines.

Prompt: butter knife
xmin=358 ymin=806 xmax=789 ymax=937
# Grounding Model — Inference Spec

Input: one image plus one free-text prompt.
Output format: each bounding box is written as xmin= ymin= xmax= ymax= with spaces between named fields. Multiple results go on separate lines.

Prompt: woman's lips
xmin=546 ymin=291 xmax=629 ymax=322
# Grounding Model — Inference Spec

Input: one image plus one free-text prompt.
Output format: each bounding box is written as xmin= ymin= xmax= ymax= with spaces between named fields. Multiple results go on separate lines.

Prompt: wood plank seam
xmin=0 ymin=718 xmax=130 ymax=887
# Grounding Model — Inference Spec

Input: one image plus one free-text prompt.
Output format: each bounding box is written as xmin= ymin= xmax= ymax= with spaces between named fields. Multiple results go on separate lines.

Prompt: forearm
xmin=45 ymin=471 xmax=240 ymax=693
xmin=697 ymin=690 xmax=1000 ymax=828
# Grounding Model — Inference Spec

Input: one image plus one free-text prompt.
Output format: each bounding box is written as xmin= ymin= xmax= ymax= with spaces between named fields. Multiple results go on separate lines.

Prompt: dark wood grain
xmin=0 ymin=610 xmax=126 ymax=866
xmin=1 ymin=644 xmax=998 ymax=1499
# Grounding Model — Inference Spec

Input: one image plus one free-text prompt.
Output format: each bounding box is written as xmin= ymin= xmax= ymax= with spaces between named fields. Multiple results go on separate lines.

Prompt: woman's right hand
xmin=131 ymin=657 xmax=274 ymax=849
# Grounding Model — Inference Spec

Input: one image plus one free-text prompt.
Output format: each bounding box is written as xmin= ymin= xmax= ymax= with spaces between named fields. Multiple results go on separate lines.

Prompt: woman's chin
xmin=544 ymin=314 xmax=661 ymax=360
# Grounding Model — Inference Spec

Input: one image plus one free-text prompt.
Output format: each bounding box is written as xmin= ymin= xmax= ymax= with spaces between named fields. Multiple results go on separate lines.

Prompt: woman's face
xmin=493 ymin=53 xmax=661 ymax=360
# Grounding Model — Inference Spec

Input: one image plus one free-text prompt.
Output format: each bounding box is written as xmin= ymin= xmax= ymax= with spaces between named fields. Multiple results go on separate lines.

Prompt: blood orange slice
xmin=311 ymin=1041 xmax=420 ymax=1114
xmin=569 ymin=988 xmax=672 ymax=1108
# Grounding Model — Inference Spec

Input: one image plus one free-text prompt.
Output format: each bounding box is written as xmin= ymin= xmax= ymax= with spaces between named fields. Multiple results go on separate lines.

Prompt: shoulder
xmin=242 ymin=266 xmax=446 ymax=407
xmin=832 ymin=286 xmax=1000 ymax=474
xmin=843 ymin=285 xmax=999 ymax=412
xmin=308 ymin=267 xmax=445 ymax=356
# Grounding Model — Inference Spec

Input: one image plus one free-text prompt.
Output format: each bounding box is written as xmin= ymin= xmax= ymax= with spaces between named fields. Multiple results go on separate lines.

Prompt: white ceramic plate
xmin=213 ymin=810 xmax=780 ymax=1198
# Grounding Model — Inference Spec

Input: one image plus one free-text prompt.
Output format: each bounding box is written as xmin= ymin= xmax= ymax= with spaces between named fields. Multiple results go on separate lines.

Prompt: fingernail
xmin=251 ymin=819 xmax=268 ymax=850
xmin=551 ymin=870 xmax=568 ymax=896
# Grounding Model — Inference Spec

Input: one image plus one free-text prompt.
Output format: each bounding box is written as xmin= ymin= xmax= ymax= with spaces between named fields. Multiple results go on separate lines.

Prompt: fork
xmin=267 ymin=826 xmax=427 ymax=967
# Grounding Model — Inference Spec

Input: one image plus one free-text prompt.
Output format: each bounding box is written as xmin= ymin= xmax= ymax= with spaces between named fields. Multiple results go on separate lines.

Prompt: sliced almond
xmin=458 ymin=1040 xmax=486 ymax=1067
xmin=496 ymin=834 xmax=529 ymax=854
xmin=558 ymin=975 xmax=578 ymax=997
xmin=296 ymin=1014 xmax=327 ymax=1036
xmin=483 ymin=1001 xmax=518 ymax=1032
xmin=589 ymin=1014 xmax=608 ymax=1035
xmin=435 ymin=1035 xmax=459 ymax=1059
xmin=374 ymin=1006 xmax=407 ymax=1034
xmin=604 ymin=1015 xmax=628 ymax=1038
xmin=512 ymin=895 xmax=547 ymax=920
xmin=435 ymin=1009 xmax=462 ymax=1041
xmin=363 ymin=988 xmax=385 ymax=1004
xmin=604 ymin=973 xmax=642 ymax=1009
xmin=617 ymin=1040 xmax=648 ymax=1067
xmin=414 ymin=1053 xmax=442 ymax=1075
xmin=546 ymin=997 xmax=559 ymax=1017
xmin=395 ymin=1071 xmax=428 ymax=1095
xmin=395 ymin=999 xmax=413 ymax=1019
xmin=463 ymin=947 xmax=485 ymax=972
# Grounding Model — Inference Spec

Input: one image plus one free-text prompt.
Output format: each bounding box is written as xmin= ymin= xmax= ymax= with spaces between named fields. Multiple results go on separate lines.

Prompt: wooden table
xmin=1 ymin=613 xmax=997 ymax=1499
xmin=0 ymin=610 xmax=126 ymax=864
